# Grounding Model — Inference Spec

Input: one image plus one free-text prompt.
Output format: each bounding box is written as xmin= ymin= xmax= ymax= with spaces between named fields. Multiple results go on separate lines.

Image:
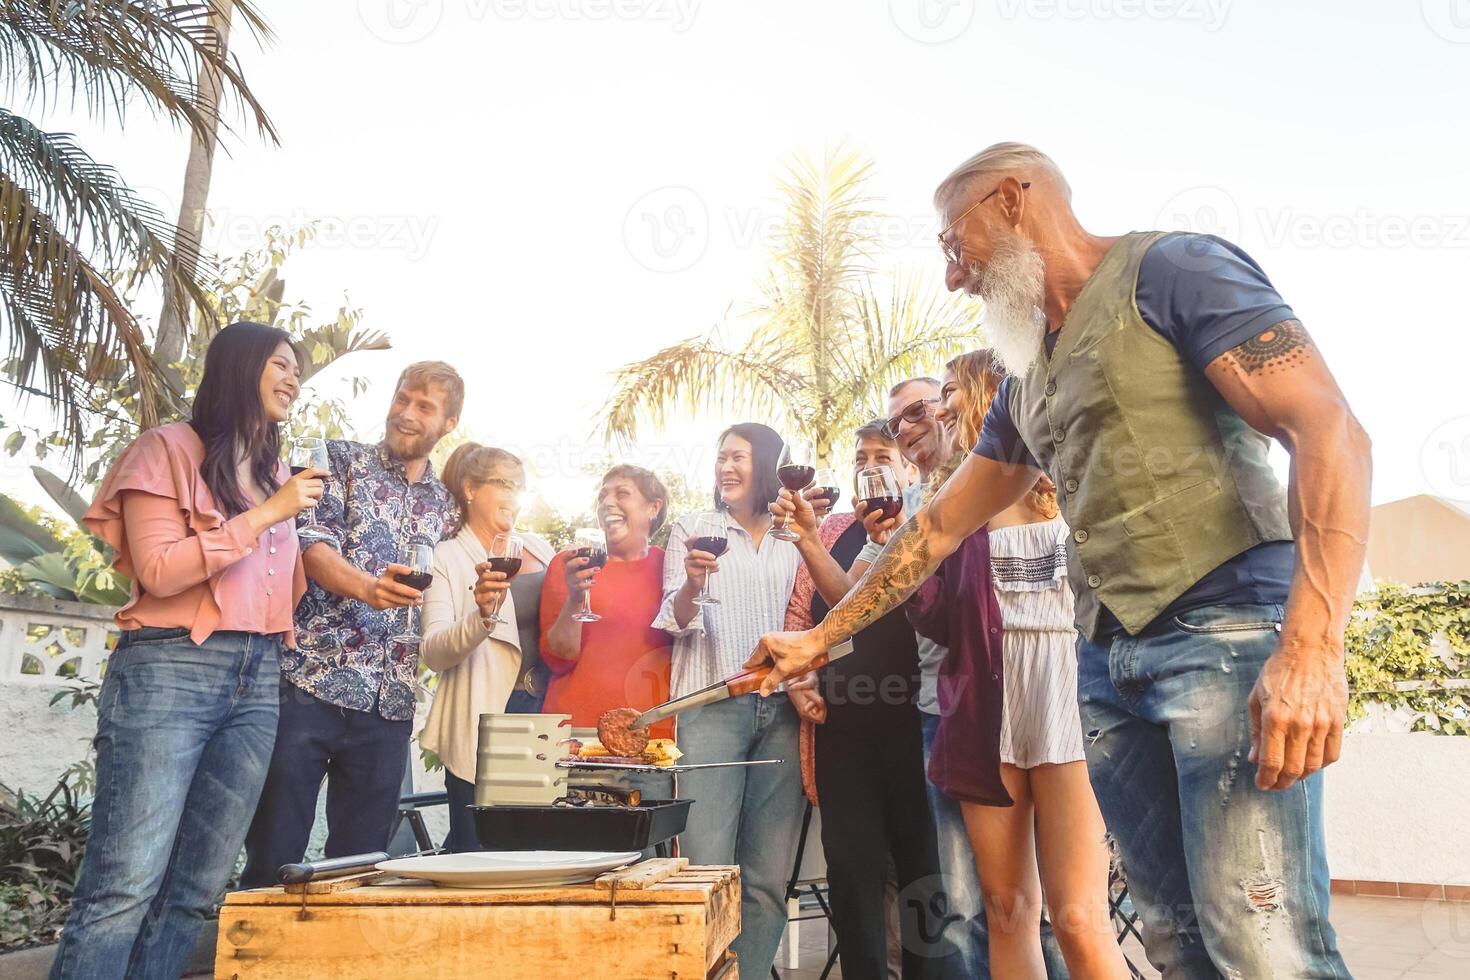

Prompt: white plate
xmin=375 ymin=850 xmax=641 ymax=889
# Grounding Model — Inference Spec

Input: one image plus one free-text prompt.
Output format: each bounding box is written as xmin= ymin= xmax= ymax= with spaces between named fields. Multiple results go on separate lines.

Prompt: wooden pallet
xmin=214 ymin=859 xmax=741 ymax=979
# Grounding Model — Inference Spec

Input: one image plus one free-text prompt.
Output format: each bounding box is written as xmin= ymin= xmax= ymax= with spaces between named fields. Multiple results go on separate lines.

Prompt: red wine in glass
xmin=394 ymin=570 xmax=434 ymax=591
xmin=862 ymin=496 xmax=903 ymax=522
xmin=575 ymin=545 xmax=609 ymax=569
xmin=812 ymin=487 xmax=841 ymax=507
xmin=486 ymin=556 xmax=522 ymax=578
xmin=777 ymin=464 xmax=816 ymax=492
xmin=688 ymin=536 xmax=729 ymax=557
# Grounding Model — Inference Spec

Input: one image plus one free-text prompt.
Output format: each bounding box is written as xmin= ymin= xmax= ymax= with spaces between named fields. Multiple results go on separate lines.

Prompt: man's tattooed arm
xmin=816 ymin=512 xmax=939 ymax=647
xmin=1214 ymin=318 xmax=1313 ymax=378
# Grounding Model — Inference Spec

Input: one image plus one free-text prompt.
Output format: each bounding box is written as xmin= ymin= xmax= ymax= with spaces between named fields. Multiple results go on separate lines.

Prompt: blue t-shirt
xmin=972 ymin=234 xmax=1295 ymax=635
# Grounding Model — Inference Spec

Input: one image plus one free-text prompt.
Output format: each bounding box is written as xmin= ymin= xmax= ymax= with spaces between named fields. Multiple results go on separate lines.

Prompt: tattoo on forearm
xmin=1225 ymin=319 xmax=1314 ymax=375
xmin=820 ymin=515 xmax=936 ymax=642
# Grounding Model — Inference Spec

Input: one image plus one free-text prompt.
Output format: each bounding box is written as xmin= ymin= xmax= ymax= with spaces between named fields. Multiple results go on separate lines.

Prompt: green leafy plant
xmin=1346 ymin=581 xmax=1470 ymax=734
xmin=0 ymin=770 xmax=92 ymax=952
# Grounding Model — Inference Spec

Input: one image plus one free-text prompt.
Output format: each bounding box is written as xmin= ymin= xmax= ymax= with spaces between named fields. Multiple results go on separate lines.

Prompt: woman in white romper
xmin=934 ymin=350 xmax=1128 ymax=980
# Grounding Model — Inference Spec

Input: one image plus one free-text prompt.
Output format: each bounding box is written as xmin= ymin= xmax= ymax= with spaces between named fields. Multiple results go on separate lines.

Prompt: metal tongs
xmin=632 ymin=638 xmax=856 ymax=730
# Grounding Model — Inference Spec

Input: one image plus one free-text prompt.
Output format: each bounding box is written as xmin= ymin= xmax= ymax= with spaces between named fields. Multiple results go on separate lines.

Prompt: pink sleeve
xmin=119 ymin=491 xmax=258 ymax=598
xmin=84 ymin=426 xmax=257 ymax=597
xmin=784 ymin=561 xmax=816 ymax=632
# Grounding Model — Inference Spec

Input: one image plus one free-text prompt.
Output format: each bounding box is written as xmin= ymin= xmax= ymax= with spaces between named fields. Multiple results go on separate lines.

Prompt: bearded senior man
xmin=751 ymin=144 xmax=1369 ymax=978
xmin=242 ymin=362 xmax=463 ymax=888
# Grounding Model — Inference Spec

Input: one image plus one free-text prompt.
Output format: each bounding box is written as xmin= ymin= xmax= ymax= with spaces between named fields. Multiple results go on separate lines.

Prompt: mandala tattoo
xmin=1227 ymin=319 xmax=1313 ymax=375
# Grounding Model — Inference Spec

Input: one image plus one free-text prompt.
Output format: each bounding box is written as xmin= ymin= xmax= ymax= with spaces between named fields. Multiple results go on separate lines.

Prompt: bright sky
xmin=7 ymin=0 xmax=1470 ymax=515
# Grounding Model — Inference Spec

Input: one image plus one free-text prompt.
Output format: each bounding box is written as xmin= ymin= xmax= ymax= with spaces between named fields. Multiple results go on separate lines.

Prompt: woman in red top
xmin=540 ymin=465 xmax=675 ymax=764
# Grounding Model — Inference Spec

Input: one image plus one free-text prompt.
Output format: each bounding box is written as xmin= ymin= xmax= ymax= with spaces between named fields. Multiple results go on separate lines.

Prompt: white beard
xmin=963 ymin=232 xmax=1047 ymax=376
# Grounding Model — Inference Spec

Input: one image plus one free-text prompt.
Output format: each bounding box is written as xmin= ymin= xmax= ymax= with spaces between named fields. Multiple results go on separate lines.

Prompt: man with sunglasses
xmin=754 ymin=143 xmax=1367 ymax=978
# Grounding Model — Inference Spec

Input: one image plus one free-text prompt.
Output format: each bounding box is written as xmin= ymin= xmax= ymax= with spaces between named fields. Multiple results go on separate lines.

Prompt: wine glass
xmin=288 ymin=438 xmax=330 ymax=536
xmin=773 ymin=436 xmax=816 ymax=541
xmin=482 ymin=532 xmax=525 ymax=626
xmin=389 ymin=539 xmax=435 ymax=644
xmin=810 ymin=467 xmax=841 ymax=517
xmin=857 ymin=466 xmax=902 ymax=528
xmin=570 ymin=527 xmax=607 ymax=624
xmin=688 ymin=511 xmax=729 ymax=607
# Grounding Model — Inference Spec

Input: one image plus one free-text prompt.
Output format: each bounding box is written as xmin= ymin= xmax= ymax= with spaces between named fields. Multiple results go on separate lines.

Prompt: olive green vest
xmin=1008 ymin=231 xmax=1292 ymax=639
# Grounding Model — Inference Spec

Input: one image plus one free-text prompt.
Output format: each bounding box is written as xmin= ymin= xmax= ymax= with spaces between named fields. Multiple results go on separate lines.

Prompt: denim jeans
xmin=920 ymin=713 xmax=1069 ymax=980
xmin=677 ymin=693 xmax=804 ymax=980
xmin=1077 ymin=603 xmax=1351 ymax=979
xmin=50 ymin=628 xmax=280 ymax=980
xmin=240 ymin=684 xmax=411 ymax=888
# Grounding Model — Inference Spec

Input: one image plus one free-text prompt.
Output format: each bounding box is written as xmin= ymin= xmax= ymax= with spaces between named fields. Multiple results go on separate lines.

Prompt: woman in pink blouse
xmin=50 ymin=322 xmax=326 ymax=980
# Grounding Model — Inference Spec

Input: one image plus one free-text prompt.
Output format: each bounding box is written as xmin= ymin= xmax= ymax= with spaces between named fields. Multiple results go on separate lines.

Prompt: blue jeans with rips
xmin=50 ymin=627 xmax=280 ymax=980
xmin=1077 ymin=603 xmax=1352 ymax=979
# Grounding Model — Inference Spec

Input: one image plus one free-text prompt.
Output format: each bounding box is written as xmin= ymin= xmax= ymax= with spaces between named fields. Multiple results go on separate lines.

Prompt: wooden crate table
xmin=213 ymin=859 xmax=740 ymax=979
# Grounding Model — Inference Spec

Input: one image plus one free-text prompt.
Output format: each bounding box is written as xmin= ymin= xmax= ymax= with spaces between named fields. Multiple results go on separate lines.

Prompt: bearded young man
xmin=242 ymin=362 xmax=463 ymax=888
xmin=752 ymin=144 xmax=1368 ymax=979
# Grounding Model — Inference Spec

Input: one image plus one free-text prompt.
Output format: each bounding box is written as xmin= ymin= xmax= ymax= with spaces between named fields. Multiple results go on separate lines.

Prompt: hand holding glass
xmin=570 ymin=528 xmax=607 ymax=623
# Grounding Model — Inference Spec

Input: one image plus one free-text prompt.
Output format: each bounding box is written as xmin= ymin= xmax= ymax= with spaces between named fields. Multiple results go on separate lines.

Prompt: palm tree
xmin=600 ymin=146 xmax=985 ymax=464
xmin=0 ymin=1 xmax=277 ymax=453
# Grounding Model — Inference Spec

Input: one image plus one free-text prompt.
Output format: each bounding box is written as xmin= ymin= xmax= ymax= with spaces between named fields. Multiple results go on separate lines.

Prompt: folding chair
xmin=773 ymin=802 xmax=839 ymax=980
xmin=1108 ymin=856 xmax=1149 ymax=980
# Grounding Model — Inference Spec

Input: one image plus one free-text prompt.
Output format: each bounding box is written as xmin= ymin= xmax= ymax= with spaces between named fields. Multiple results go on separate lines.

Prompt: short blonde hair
xmin=396 ymin=361 xmax=464 ymax=420
xmin=933 ymin=142 xmax=1072 ymax=209
xmin=441 ymin=443 xmax=523 ymax=512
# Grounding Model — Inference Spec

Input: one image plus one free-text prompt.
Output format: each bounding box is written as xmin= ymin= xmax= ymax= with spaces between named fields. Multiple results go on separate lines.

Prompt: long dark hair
xmin=714 ymin=422 xmax=784 ymax=513
xmin=190 ymin=321 xmax=297 ymax=518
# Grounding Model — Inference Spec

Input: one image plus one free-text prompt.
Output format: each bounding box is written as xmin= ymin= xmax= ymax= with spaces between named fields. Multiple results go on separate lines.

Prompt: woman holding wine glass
xmin=542 ymin=466 xmax=674 ymax=793
xmin=52 ymin=322 xmax=324 ymax=980
xmin=653 ymin=423 xmax=803 ymax=980
xmin=910 ymin=351 xmax=1127 ymax=980
xmin=419 ymin=443 xmax=554 ymax=852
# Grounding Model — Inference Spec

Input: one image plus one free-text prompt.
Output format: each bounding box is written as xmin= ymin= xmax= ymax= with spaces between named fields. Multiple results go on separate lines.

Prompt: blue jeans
xmin=920 ymin=713 xmax=1068 ymax=980
xmin=240 ymin=684 xmax=411 ymax=888
xmin=50 ymin=628 xmax=280 ymax=980
xmin=677 ymin=693 xmax=804 ymax=980
xmin=1077 ymin=603 xmax=1351 ymax=979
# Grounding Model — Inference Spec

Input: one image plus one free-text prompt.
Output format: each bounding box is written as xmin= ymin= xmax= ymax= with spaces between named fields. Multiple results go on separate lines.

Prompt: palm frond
xmin=296 ymin=314 xmax=390 ymax=384
xmin=599 ymin=334 xmax=808 ymax=448
xmin=843 ymin=271 xmax=987 ymax=412
xmin=0 ymin=1 xmax=277 ymax=146
xmin=0 ymin=110 xmax=214 ymax=307
xmin=0 ymin=170 xmax=164 ymax=449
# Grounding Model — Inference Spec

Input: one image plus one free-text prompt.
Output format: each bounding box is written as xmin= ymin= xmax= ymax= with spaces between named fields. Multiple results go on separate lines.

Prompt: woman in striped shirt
xmin=929 ymin=351 xmax=1126 ymax=980
xmin=654 ymin=422 xmax=803 ymax=980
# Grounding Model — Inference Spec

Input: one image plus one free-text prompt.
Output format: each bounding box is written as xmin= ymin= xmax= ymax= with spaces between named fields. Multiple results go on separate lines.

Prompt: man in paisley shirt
xmin=241 ymin=362 xmax=463 ymax=887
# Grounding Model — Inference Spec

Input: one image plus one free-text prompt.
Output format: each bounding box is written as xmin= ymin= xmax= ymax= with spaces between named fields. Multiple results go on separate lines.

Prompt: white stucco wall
xmin=1324 ymin=732 xmax=1470 ymax=885
xmin=0 ymin=682 xmax=99 ymax=794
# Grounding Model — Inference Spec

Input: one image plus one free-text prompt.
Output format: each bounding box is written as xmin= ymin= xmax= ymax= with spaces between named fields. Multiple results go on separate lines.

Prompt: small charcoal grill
xmin=471 ymin=712 xmax=782 ymax=852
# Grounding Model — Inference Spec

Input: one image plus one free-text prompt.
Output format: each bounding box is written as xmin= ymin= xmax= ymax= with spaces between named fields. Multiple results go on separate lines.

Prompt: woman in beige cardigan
xmin=419 ymin=444 xmax=555 ymax=852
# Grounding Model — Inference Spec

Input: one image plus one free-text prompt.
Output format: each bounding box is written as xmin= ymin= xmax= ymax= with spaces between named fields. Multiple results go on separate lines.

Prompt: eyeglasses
xmin=883 ymin=397 xmax=940 ymax=440
xmin=479 ymin=477 xmax=524 ymax=493
xmin=938 ymin=180 xmax=1030 ymax=267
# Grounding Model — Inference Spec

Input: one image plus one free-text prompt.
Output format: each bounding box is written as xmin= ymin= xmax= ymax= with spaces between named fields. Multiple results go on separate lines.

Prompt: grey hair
xmin=932 ymin=142 xmax=1072 ymax=209
xmin=888 ymin=376 xmax=941 ymax=398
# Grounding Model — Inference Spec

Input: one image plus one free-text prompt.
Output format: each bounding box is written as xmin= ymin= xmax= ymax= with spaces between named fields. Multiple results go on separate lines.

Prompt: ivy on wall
xmin=1346 ymin=581 xmax=1470 ymax=735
